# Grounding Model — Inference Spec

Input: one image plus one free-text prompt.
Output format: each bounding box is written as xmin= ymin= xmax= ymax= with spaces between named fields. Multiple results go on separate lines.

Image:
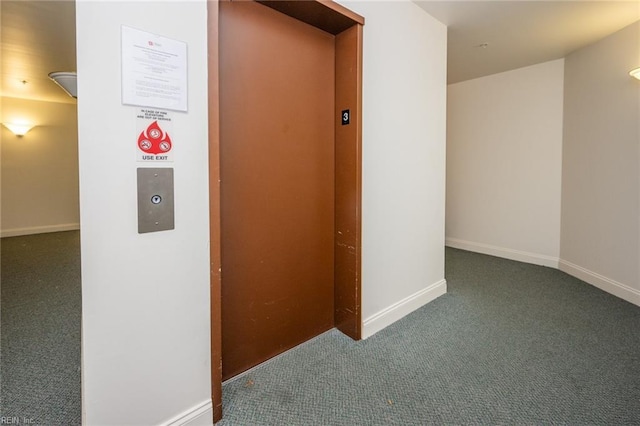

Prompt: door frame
xmin=207 ymin=1 xmax=363 ymax=421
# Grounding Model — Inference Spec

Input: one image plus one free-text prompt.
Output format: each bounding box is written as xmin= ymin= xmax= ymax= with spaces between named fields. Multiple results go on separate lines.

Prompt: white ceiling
xmin=1 ymin=1 xmax=639 ymax=102
xmin=1 ymin=1 xmax=76 ymax=104
xmin=416 ymin=1 xmax=640 ymax=83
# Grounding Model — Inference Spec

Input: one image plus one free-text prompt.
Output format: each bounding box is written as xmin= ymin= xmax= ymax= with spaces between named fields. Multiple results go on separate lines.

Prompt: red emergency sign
xmin=138 ymin=121 xmax=172 ymax=155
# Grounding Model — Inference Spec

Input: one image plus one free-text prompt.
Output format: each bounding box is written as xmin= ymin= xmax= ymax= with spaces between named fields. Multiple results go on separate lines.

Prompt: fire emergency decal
xmin=136 ymin=109 xmax=174 ymax=162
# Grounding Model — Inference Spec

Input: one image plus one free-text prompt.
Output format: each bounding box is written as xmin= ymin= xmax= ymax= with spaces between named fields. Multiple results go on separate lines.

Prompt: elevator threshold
xmin=222 ymin=328 xmax=338 ymax=385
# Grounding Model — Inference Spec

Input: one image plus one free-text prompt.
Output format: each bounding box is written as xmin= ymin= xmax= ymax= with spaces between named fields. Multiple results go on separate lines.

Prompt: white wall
xmin=339 ymin=0 xmax=448 ymax=338
xmin=1 ymin=97 xmax=79 ymax=237
xmin=560 ymin=21 xmax=640 ymax=306
xmin=76 ymin=1 xmax=212 ymax=425
xmin=78 ymin=1 xmax=448 ymax=422
xmin=446 ymin=59 xmax=565 ymax=267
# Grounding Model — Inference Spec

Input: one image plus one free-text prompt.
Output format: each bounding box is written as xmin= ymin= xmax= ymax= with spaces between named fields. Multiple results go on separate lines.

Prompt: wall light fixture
xmin=629 ymin=68 xmax=640 ymax=80
xmin=2 ymin=122 xmax=35 ymax=137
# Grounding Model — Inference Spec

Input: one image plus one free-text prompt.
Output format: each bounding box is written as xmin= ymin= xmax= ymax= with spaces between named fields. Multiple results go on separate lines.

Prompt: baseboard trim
xmin=445 ymin=238 xmax=639 ymax=308
xmin=446 ymin=238 xmax=559 ymax=268
xmin=161 ymin=399 xmax=213 ymax=426
xmin=1 ymin=223 xmax=80 ymax=238
xmin=362 ymin=279 xmax=447 ymax=339
xmin=558 ymin=260 xmax=640 ymax=308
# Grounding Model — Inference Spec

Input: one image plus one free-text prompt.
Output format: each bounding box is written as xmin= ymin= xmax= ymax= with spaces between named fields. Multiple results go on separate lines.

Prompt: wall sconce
xmin=2 ymin=122 xmax=35 ymax=137
xmin=630 ymin=68 xmax=640 ymax=80
xmin=48 ymin=71 xmax=77 ymax=98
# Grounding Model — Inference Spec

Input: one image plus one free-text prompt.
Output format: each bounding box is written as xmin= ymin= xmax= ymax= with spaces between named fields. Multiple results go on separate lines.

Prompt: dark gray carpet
xmin=2 ymin=234 xmax=639 ymax=425
xmin=1 ymin=231 xmax=81 ymax=426
xmin=218 ymin=248 xmax=640 ymax=425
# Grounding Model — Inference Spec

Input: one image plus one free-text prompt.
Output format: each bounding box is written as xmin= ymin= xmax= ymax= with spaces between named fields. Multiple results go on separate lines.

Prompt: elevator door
xmin=219 ymin=0 xmax=336 ymax=380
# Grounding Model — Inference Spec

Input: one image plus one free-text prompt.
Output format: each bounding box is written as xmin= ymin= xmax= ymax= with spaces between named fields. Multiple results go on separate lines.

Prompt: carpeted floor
xmin=1 ymin=231 xmax=81 ymax=426
xmin=2 ymin=233 xmax=639 ymax=425
xmin=218 ymin=248 xmax=640 ymax=425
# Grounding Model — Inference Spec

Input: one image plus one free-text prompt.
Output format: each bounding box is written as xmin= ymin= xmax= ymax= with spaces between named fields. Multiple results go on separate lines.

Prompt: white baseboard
xmin=446 ymin=238 xmax=559 ymax=268
xmin=161 ymin=399 xmax=213 ymax=426
xmin=362 ymin=279 xmax=447 ymax=339
xmin=445 ymin=237 xmax=640 ymax=308
xmin=1 ymin=223 xmax=80 ymax=238
xmin=559 ymin=260 xmax=640 ymax=308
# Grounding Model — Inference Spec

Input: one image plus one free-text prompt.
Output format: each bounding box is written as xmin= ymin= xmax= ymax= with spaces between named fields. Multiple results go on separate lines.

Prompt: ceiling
xmin=416 ymin=1 xmax=640 ymax=84
xmin=1 ymin=1 xmax=639 ymax=103
xmin=1 ymin=1 xmax=76 ymax=104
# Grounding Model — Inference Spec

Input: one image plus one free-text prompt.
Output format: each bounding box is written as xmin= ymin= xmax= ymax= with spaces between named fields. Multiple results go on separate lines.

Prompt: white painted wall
xmin=78 ymin=1 xmax=447 ymax=422
xmin=76 ymin=1 xmax=212 ymax=425
xmin=339 ymin=0 xmax=448 ymax=338
xmin=560 ymin=21 xmax=640 ymax=306
xmin=446 ymin=59 xmax=565 ymax=267
xmin=1 ymin=97 xmax=79 ymax=237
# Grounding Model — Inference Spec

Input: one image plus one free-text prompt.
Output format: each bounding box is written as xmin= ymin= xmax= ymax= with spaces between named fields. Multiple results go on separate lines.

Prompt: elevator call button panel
xmin=137 ymin=168 xmax=175 ymax=234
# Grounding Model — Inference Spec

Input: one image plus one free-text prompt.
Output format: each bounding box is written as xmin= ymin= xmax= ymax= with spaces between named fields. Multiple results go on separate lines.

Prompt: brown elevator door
xmin=219 ymin=1 xmax=336 ymax=380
